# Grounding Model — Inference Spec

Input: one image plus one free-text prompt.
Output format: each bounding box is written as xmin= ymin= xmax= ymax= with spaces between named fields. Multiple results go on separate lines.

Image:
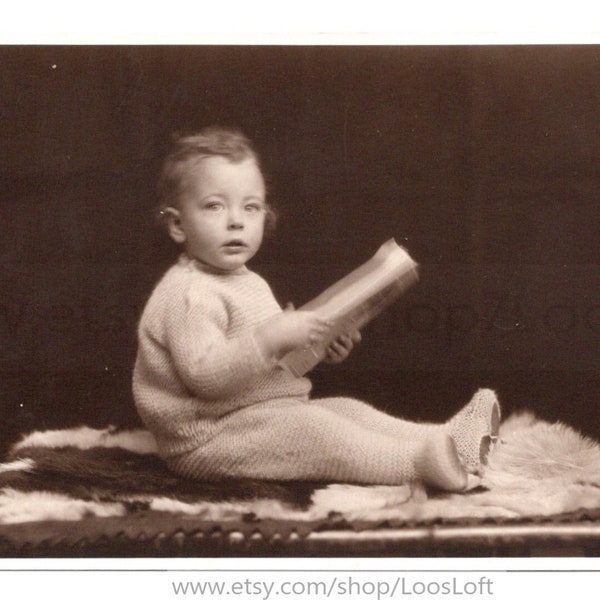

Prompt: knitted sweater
xmin=133 ymin=254 xmax=312 ymax=458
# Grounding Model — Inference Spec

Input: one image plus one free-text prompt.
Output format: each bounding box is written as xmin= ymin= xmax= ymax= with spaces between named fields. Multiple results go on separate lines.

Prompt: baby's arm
xmin=165 ymin=292 xmax=330 ymax=400
xmin=166 ymin=306 xmax=267 ymax=400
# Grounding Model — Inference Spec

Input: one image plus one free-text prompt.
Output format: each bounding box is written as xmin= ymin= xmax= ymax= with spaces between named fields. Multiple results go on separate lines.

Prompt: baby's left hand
xmin=324 ymin=329 xmax=362 ymax=364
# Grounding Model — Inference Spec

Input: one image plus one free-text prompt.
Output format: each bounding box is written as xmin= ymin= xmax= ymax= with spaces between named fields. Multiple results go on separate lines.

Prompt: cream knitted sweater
xmin=133 ymin=254 xmax=312 ymax=458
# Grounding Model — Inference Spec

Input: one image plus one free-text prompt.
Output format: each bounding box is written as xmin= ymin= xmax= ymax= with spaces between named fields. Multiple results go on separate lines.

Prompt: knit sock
xmin=415 ymin=431 xmax=468 ymax=492
xmin=446 ymin=388 xmax=500 ymax=474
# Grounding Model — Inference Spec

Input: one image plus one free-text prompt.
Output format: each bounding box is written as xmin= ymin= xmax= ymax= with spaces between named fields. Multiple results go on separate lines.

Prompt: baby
xmin=133 ymin=126 xmax=500 ymax=491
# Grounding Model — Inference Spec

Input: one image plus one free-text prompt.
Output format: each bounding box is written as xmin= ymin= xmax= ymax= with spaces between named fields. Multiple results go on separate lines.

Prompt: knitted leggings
xmin=166 ymin=396 xmax=446 ymax=485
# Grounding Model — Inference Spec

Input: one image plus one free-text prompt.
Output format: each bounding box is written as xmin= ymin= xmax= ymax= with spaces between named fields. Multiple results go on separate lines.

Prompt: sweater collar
xmin=179 ymin=253 xmax=250 ymax=277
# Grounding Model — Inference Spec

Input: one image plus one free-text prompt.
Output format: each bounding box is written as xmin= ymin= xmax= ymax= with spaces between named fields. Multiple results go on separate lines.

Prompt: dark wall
xmin=2 ymin=45 xmax=600 ymax=452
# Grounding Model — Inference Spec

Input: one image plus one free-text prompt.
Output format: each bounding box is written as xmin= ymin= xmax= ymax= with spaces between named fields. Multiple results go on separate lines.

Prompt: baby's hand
xmin=278 ymin=309 xmax=332 ymax=348
xmin=324 ymin=328 xmax=362 ymax=365
xmin=255 ymin=307 xmax=332 ymax=358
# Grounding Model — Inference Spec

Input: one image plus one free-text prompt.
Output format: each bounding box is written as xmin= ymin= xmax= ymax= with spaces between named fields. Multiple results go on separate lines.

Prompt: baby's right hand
xmin=255 ymin=308 xmax=332 ymax=358
xmin=278 ymin=310 xmax=332 ymax=349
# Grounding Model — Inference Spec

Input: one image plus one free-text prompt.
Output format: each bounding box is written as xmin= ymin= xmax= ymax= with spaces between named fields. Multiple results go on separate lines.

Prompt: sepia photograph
xmin=1 ymin=42 xmax=600 ymax=565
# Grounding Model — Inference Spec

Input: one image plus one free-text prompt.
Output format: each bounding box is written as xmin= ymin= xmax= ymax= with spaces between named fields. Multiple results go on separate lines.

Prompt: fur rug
xmin=1 ymin=412 xmax=600 ymax=528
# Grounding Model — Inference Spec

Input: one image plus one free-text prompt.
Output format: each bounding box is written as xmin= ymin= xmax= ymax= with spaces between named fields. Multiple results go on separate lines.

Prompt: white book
xmin=278 ymin=238 xmax=419 ymax=377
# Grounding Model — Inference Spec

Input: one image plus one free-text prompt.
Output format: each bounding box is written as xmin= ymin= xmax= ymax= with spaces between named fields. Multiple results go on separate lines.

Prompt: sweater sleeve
xmin=164 ymin=283 xmax=274 ymax=401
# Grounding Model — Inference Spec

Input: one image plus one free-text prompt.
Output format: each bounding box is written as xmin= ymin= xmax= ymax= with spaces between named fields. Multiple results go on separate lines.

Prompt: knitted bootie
xmin=415 ymin=431 xmax=468 ymax=492
xmin=447 ymin=388 xmax=501 ymax=474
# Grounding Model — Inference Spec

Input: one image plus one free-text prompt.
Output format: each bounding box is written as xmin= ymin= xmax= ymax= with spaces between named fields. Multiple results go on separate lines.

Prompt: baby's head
xmin=158 ymin=127 xmax=276 ymax=272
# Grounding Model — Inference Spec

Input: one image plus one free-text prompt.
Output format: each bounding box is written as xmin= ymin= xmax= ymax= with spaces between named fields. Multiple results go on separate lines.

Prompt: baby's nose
xmin=227 ymin=210 xmax=244 ymax=229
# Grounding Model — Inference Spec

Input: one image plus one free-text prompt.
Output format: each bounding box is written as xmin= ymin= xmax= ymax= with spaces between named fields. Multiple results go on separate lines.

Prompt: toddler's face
xmin=170 ymin=156 xmax=267 ymax=271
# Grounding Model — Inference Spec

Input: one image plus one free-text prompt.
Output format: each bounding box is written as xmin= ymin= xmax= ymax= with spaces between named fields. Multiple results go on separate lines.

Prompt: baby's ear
xmin=164 ymin=207 xmax=186 ymax=244
xmin=264 ymin=205 xmax=278 ymax=236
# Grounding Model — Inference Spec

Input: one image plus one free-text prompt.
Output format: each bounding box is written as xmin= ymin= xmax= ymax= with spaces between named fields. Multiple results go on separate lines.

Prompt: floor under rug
xmin=2 ymin=509 xmax=600 ymax=557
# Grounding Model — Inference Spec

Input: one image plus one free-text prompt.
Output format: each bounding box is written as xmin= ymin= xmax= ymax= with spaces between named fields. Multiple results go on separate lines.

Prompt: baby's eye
xmin=203 ymin=202 xmax=224 ymax=211
xmin=245 ymin=203 xmax=264 ymax=213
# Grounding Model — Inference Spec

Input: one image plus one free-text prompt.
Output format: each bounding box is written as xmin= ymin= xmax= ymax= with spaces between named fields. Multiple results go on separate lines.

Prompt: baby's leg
xmin=167 ymin=398 xmax=467 ymax=491
xmin=312 ymin=397 xmax=444 ymax=439
xmin=315 ymin=389 xmax=500 ymax=475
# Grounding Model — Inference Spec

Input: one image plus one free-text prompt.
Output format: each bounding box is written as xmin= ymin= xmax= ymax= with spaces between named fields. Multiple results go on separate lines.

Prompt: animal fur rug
xmin=1 ymin=412 xmax=600 ymax=529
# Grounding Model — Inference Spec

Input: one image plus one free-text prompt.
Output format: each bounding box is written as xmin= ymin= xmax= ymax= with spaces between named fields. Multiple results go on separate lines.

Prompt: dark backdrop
xmin=2 ymin=45 xmax=599 ymax=453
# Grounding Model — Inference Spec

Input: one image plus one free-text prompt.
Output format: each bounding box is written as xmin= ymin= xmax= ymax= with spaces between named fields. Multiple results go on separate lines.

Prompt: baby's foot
xmin=447 ymin=388 xmax=501 ymax=475
xmin=415 ymin=431 xmax=468 ymax=492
